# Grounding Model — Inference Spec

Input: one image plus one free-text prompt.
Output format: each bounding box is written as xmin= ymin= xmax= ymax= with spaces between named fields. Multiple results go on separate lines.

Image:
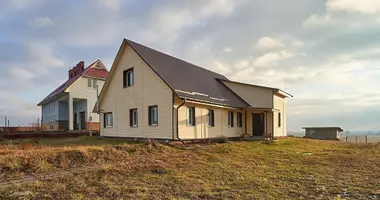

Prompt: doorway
xmin=252 ymin=113 xmax=265 ymax=136
xmin=74 ymin=113 xmax=78 ymax=130
xmin=80 ymin=111 xmax=86 ymax=130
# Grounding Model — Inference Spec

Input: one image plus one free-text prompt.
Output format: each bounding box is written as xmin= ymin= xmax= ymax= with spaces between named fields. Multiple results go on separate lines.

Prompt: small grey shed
xmin=303 ymin=127 xmax=343 ymax=140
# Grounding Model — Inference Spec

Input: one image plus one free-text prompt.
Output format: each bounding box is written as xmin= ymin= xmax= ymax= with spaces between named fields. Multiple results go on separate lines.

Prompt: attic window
xmin=87 ymin=78 xmax=97 ymax=89
xmin=123 ymin=68 xmax=134 ymax=88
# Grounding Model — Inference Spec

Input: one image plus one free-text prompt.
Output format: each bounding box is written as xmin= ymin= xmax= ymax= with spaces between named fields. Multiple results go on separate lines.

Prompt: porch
xmin=56 ymin=95 xmax=89 ymax=130
xmin=244 ymin=108 xmax=280 ymax=140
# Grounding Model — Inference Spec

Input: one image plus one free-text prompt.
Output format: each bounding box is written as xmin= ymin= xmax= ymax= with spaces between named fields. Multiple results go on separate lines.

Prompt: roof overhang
xmin=178 ymin=96 xmax=242 ymax=109
xmin=275 ymin=89 xmax=293 ymax=98
xmin=245 ymin=107 xmax=280 ymax=112
xmin=37 ymin=92 xmax=68 ymax=106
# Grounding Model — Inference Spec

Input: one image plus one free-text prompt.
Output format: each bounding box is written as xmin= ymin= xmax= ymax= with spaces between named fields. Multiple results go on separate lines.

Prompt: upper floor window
xmin=228 ymin=111 xmax=234 ymax=127
xmin=123 ymin=68 xmax=134 ymax=88
xmin=237 ymin=112 xmax=242 ymax=128
xmin=104 ymin=112 xmax=113 ymax=128
xmin=148 ymin=105 xmax=158 ymax=126
xmin=187 ymin=107 xmax=196 ymax=126
xmin=87 ymin=78 xmax=97 ymax=89
xmin=130 ymin=108 xmax=138 ymax=127
xmin=208 ymin=109 xmax=214 ymax=127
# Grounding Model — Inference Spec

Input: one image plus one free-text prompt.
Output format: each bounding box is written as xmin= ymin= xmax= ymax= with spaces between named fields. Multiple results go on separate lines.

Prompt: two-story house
xmin=96 ymin=39 xmax=292 ymax=140
xmin=38 ymin=60 xmax=108 ymax=131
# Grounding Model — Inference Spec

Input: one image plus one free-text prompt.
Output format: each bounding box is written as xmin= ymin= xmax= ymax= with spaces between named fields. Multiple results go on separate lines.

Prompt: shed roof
xmin=302 ymin=127 xmax=344 ymax=132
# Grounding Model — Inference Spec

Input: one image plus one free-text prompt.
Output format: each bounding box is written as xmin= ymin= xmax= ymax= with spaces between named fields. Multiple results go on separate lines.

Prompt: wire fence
xmin=340 ymin=135 xmax=380 ymax=144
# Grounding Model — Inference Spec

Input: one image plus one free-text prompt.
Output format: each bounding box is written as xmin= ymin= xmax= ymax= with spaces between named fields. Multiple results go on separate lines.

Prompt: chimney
xmin=68 ymin=68 xmax=74 ymax=80
xmin=76 ymin=61 xmax=85 ymax=73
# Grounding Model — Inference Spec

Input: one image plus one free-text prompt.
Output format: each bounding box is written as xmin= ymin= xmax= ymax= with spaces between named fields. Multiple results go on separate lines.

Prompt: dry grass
xmin=0 ymin=137 xmax=379 ymax=199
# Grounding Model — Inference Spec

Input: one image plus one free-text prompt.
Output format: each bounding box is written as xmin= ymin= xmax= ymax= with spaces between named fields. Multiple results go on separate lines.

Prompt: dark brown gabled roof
xmin=125 ymin=39 xmax=249 ymax=108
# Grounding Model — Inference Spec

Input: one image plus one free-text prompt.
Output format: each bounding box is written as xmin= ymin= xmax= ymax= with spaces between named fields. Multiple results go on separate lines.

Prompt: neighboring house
xmin=303 ymin=127 xmax=343 ymax=140
xmin=38 ymin=60 xmax=108 ymax=131
xmin=96 ymin=39 xmax=292 ymax=140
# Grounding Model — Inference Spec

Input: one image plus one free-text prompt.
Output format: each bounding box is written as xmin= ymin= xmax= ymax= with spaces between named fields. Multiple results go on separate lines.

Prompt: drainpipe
xmin=176 ymin=99 xmax=187 ymax=146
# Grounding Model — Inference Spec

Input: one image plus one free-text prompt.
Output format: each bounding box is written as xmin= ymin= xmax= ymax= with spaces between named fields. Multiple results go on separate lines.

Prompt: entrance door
xmin=252 ymin=113 xmax=265 ymax=136
xmin=80 ymin=111 xmax=86 ymax=130
xmin=74 ymin=113 xmax=78 ymax=130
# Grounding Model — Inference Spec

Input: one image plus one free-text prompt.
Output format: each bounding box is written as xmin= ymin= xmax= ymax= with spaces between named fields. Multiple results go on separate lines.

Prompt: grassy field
xmin=0 ymin=137 xmax=379 ymax=199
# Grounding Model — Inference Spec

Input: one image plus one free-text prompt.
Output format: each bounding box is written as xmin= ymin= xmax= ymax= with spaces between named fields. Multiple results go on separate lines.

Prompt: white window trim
xmin=87 ymin=78 xmax=98 ymax=90
xmin=187 ymin=107 xmax=196 ymax=126
xmin=104 ymin=113 xmax=113 ymax=128
xmin=131 ymin=109 xmax=138 ymax=127
xmin=149 ymin=106 xmax=158 ymax=126
xmin=228 ymin=111 xmax=234 ymax=128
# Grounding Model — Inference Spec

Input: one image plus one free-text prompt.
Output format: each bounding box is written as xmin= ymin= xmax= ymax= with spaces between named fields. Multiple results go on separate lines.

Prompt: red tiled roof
xmin=83 ymin=67 xmax=108 ymax=79
xmin=37 ymin=60 xmax=108 ymax=106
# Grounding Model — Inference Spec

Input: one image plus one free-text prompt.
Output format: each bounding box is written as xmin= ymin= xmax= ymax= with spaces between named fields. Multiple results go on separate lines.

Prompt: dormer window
xmin=123 ymin=68 xmax=134 ymax=88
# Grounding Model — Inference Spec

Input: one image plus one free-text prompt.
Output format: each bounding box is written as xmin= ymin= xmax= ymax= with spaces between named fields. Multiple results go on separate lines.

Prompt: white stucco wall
xmin=66 ymin=76 xmax=105 ymax=123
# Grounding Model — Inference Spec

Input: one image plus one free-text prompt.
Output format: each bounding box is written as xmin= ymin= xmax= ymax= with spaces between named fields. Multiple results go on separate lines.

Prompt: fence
xmin=0 ymin=126 xmax=41 ymax=133
xmin=341 ymin=135 xmax=380 ymax=144
xmin=0 ymin=131 xmax=100 ymax=139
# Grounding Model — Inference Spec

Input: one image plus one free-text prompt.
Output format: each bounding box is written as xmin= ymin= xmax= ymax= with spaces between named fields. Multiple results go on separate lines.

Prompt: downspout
xmin=176 ymin=99 xmax=187 ymax=146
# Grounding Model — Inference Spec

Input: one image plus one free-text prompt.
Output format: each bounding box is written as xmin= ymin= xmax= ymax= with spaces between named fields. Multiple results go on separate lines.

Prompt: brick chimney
xmin=68 ymin=68 xmax=74 ymax=80
xmin=76 ymin=61 xmax=85 ymax=74
xmin=68 ymin=61 xmax=85 ymax=80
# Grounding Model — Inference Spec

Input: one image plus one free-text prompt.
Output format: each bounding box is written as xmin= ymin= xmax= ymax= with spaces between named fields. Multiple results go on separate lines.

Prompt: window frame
xmin=187 ymin=107 xmax=196 ymax=126
xmin=87 ymin=78 xmax=97 ymax=89
xmin=228 ymin=111 xmax=234 ymax=128
xmin=208 ymin=109 xmax=215 ymax=127
xmin=148 ymin=105 xmax=158 ymax=126
xmin=237 ymin=112 xmax=242 ymax=128
xmin=104 ymin=112 xmax=113 ymax=128
xmin=130 ymin=108 xmax=138 ymax=127
xmin=278 ymin=112 xmax=281 ymax=127
xmin=123 ymin=68 xmax=134 ymax=88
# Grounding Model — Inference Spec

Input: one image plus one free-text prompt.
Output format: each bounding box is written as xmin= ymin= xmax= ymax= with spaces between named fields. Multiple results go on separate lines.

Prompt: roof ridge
xmin=125 ymin=39 xmax=228 ymax=79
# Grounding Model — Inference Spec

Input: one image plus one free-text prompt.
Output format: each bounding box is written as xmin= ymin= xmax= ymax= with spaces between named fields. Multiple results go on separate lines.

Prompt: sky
xmin=1 ymin=0 xmax=380 ymax=131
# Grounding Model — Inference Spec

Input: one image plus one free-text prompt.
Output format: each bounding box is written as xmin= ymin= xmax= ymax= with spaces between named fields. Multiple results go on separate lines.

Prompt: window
xmin=228 ymin=111 xmax=234 ymax=127
xmin=87 ymin=78 xmax=97 ymax=89
xmin=130 ymin=108 xmax=138 ymax=127
xmin=123 ymin=68 xmax=134 ymax=88
xmin=208 ymin=109 xmax=214 ymax=127
xmin=237 ymin=112 xmax=242 ymax=128
xmin=148 ymin=105 xmax=158 ymax=126
xmin=278 ymin=113 xmax=281 ymax=127
xmin=187 ymin=107 xmax=196 ymax=126
xmin=52 ymin=103 xmax=56 ymax=116
xmin=104 ymin=112 xmax=113 ymax=128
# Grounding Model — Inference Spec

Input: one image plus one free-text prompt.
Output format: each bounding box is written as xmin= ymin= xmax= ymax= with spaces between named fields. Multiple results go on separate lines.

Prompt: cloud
xmin=254 ymin=51 xmax=293 ymax=67
xmin=303 ymin=13 xmax=336 ymax=27
xmin=256 ymin=37 xmax=284 ymax=48
xmin=95 ymin=0 xmax=123 ymax=11
xmin=30 ymin=16 xmax=53 ymax=28
xmin=326 ymin=0 xmax=380 ymax=14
